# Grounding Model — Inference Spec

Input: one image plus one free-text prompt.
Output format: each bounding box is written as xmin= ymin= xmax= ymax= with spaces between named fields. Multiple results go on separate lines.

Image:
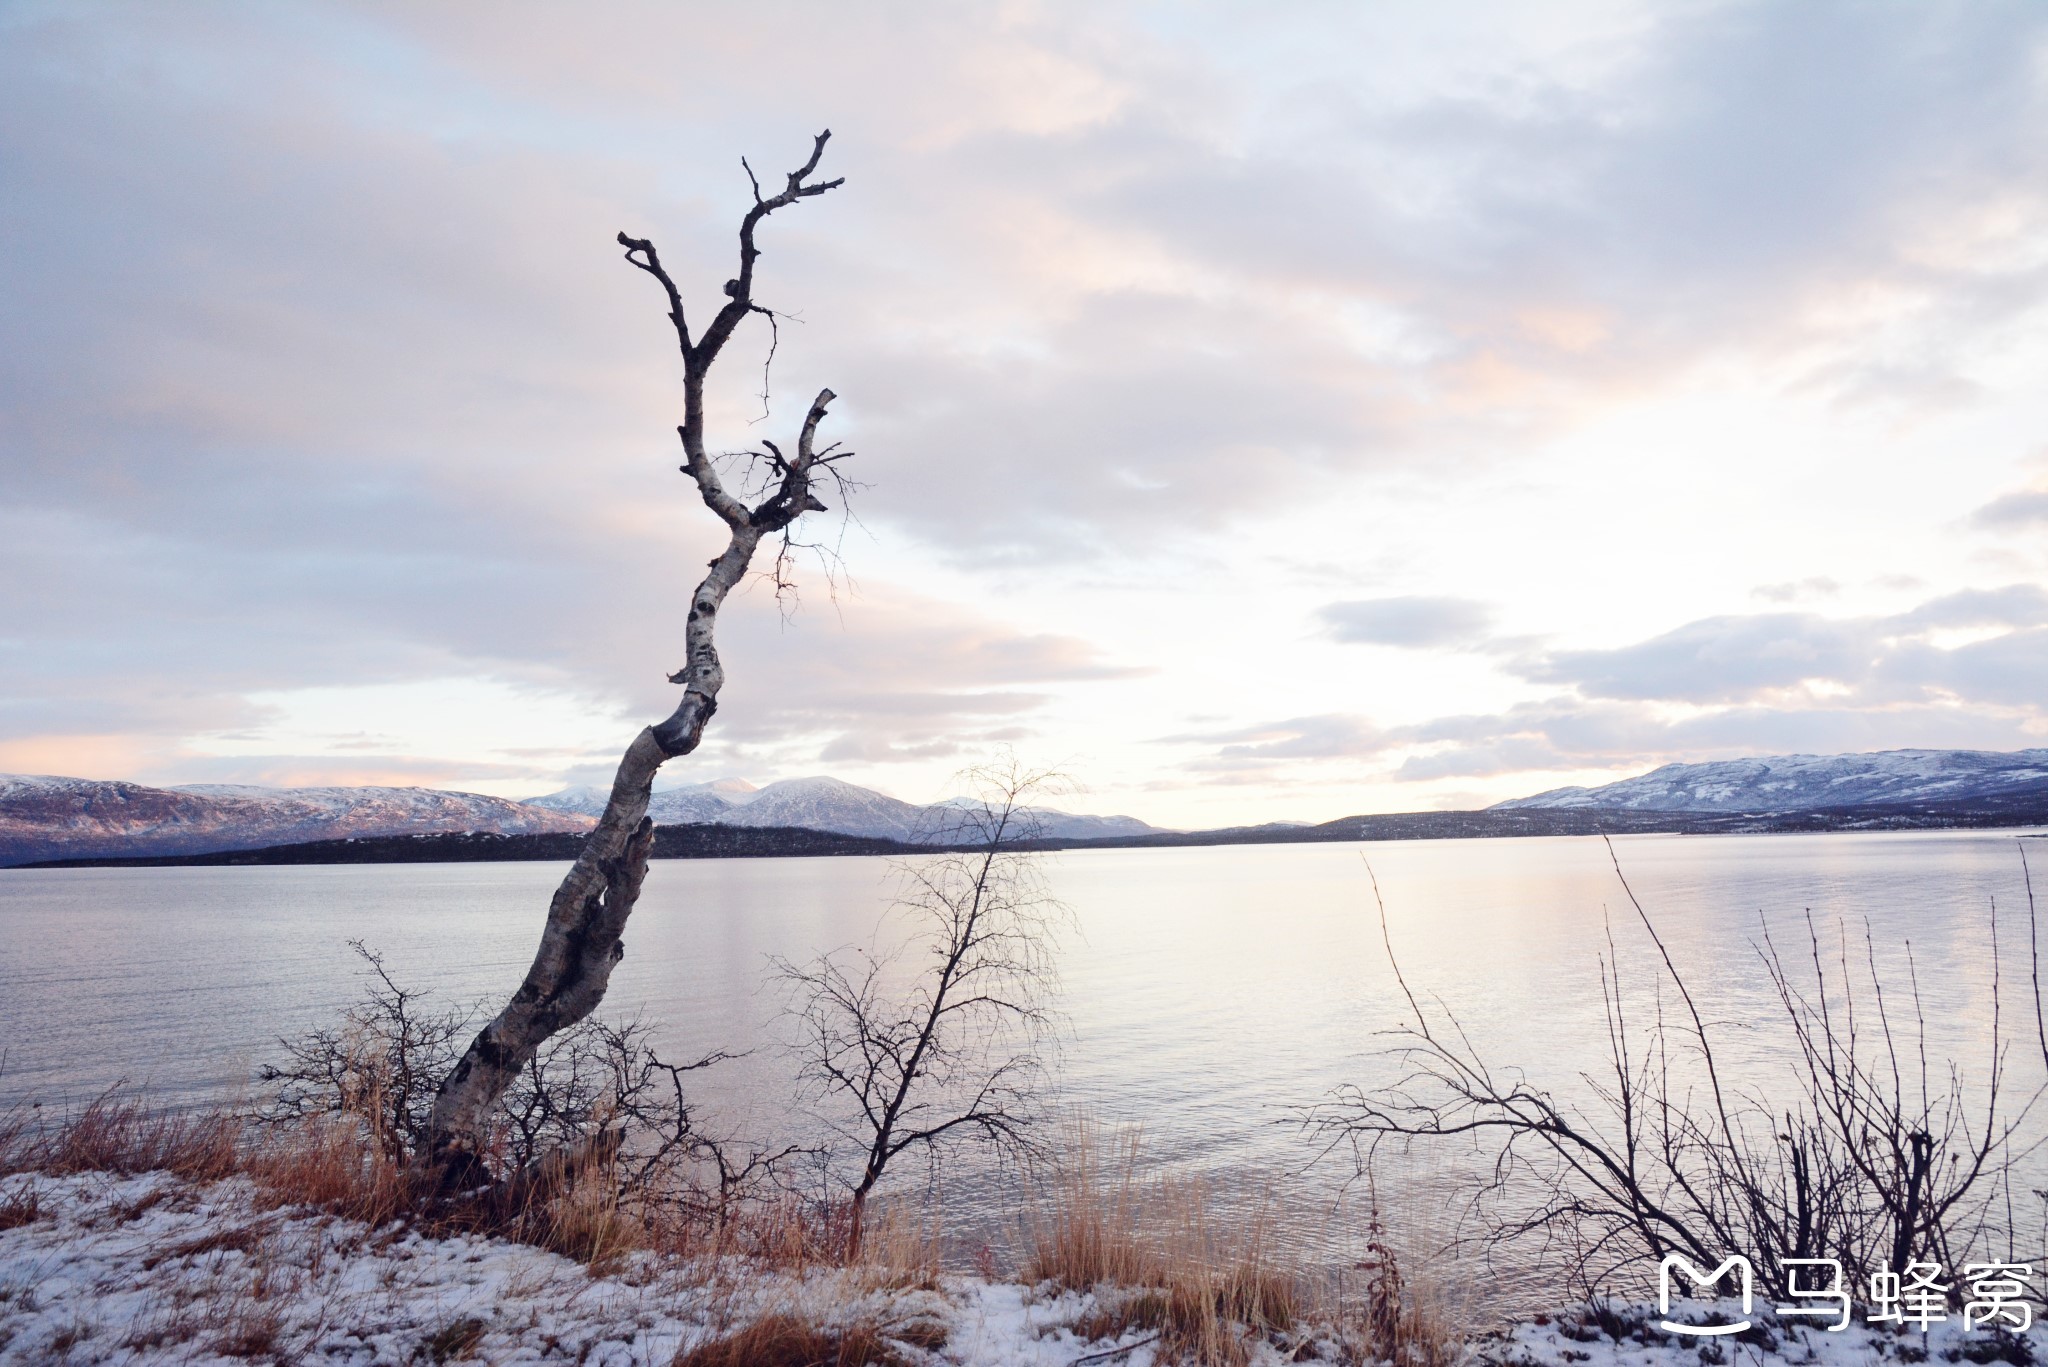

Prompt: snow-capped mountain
xmin=526 ymin=778 xmax=756 ymax=826
xmin=0 ymin=775 xmax=592 ymax=866
xmin=525 ymin=774 xmax=1160 ymax=843
xmin=1494 ymin=749 xmax=2048 ymax=812
xmin=0 ymin=768 xmax=1159 ymax=866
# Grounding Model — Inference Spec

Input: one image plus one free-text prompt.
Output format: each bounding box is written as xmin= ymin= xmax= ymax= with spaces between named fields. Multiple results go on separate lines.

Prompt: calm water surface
xmin=3 ymin=830 xmax=2040 ymax=1294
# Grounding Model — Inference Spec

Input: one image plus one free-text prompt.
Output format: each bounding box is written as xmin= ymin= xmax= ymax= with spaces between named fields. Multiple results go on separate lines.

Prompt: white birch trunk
xmin=422 ymin=133 xmax=845 ymax=1183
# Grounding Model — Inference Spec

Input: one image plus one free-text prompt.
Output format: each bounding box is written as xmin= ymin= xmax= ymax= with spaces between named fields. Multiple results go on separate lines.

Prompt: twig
xmin=1068 ymin=1333 xmax=1160 ymax=1365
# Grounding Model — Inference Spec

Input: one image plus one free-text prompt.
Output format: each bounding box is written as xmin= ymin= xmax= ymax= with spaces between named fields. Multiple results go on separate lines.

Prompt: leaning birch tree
xmin=422 ymin=131 xmax=849 ymax=1184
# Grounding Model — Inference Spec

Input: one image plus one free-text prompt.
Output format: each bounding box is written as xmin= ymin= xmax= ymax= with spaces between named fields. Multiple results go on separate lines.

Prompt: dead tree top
xmin=617 ymin=131 xmax=851 ymax=546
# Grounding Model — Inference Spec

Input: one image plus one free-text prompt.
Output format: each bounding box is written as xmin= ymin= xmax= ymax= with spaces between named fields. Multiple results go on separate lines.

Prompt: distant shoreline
xmin=13 ymin=793 xmax=2048 ymax=869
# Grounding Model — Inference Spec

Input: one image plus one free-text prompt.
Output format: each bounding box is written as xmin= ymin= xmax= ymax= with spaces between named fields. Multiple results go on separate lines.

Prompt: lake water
xmin=3 ymin=829 xmax=2042 ymax=1302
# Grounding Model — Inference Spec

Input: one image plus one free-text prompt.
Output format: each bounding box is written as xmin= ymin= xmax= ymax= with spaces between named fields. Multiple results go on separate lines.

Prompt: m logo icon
xmin=1658 ymin=1254 xmax=1754 ymax=1336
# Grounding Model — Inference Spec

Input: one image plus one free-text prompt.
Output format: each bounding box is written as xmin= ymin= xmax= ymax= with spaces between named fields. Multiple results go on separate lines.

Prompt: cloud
xmin=1517 ymin=588 xmax=2048 ymax=705
xmin=1386 ymin=699 xmax=2043 ymax=784
xmin=1752 ymin=577 xmax=1841 ymax=603
xmin=680 ymin=588 xmax=1141 ymax=775
xmin=1170 ymin=585 xmax=2048 ymax=789
xmin=1157 ymin=715 xmax=1386 ymax=771
xmin=1974 ymin=489 xmax=2048 ymax=530
xmin=8 ymin=1 xmax=2043 ymax=571
xmin=1394 ymin=736 xmax=1586 ymax=782
xmin=1891 ymin=585 xmax=2048 ymax=630
xmin=1317 ymin=596 xmax=1494 ymax=648
xmin=1413 ymin=587 xmax=2048 ymax=779
xmin=1524 ymin=613 xmax=1879 ymax=703
xmin=4 ymin=2 xmax=2047 ymax=807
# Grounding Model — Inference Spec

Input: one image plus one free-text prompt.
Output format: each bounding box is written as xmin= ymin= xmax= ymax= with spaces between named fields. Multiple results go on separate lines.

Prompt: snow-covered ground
xmin=1475 ymin=1300 xmax=2042 ymax=1365
xmin=6 ymin=1168 xmax=2044 ymax=1365
xmin=0 ymin=1170 xmax=1213 ymax=1365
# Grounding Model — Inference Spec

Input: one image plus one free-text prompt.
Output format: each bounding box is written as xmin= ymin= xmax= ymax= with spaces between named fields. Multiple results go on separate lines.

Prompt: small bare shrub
xmin=1314 ymin=845 xmax=2044 ymax=1305
xmin=257 ymin=941 xmax=805 ymax=1251
xmin=256 ymin=941 xmax=467 ymax=1163
xmin=778 ymin=759 xmax=1071 ymax=1257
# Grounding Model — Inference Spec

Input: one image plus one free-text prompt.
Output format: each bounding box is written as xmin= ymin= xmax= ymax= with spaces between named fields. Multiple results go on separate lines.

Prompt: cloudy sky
xmin=4 ymin=1 xmax=2048 ymax=828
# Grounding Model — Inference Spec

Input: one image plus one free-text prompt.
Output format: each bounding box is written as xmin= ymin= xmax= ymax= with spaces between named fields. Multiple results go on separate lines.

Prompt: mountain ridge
xmin=0 ymin=771 xmax=1158 ymax=866
xmin=523 ymin=774 xmax=1160 ymax=843
xmin=13 ymin=748 xmax=2048 ymax=869
xmin=1493 ymin=748 xmax=2048 ymax=812
xmin=0 ymin=774 xmax=593 ymax=866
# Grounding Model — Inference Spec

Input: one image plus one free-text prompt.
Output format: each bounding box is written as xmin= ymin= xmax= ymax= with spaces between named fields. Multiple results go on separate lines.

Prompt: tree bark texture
xmin=423 ymin=132 xmax=847 ymax=1183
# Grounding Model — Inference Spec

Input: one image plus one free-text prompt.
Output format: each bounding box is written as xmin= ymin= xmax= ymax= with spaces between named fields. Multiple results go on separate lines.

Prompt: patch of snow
xmin=0 ymin=1170 xmax=1168 ymax=1366
xmin=0 ymin=1170 xmax=695 ymax=1364
xmin=1470 ymin=1298 xmax=2046 ymax=1364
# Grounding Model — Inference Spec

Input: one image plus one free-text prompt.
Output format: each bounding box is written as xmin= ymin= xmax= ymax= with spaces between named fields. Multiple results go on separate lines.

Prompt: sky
xmin=3 ymin=0 xmax=2048 ymax=829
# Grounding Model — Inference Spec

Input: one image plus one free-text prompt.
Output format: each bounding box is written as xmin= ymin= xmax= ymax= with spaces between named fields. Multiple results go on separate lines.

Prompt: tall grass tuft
xmin=0 ymin=1088 xmax=238 ymax=1182
xmin=671 ymin=1311 xmax=911 ymax=1367
xmin=1024 ymin=1120 xmax=1455 ymax=1366
xmin=239 ymin=1112 xmax=416 ymax=1228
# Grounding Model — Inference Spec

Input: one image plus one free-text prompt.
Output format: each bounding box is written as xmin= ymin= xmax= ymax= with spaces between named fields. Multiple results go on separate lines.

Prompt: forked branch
xmin=422 ymin=132 xmax=848 ymax=1185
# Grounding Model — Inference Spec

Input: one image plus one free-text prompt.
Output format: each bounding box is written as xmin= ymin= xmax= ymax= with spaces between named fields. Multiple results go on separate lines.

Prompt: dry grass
xmin=244 ymin=1116 xmax=419 ymax=1234
xmin=119 ymin=1232 xmax=300 ymax=1360
xmin=623 ymin=1187 xmax=879 ymax=1282
xmin=138 ymin=1218 xmax=278 ymax=1270
xmin=1022 ymin=1124 xmax=1300 ymax=1365
xmin=128 ymin=1288 xmax=290 ymax=1361
xmin=0 ymin=1183 xmax=39 ymax=1232
xmin=848 ymin=1200 xmax=945 ymax=1292
xmin=0 ymin=1084 xmax=884 ymax=1313
xmin=511 ymin=1162 xmax=644 ymax=1275
xmin=1024 ymin=1123 xmax=1152 ymax=1289
xmin=0 ymin=1088 xmax=671 ymax=1274
xmin=0 ymin=1091 xmax=238 ymax=1183
xmin=671 ymin=1311 xmax=919 ymax=1367
xmin=1023 ymin=1122 xmax=1458 ymax=1367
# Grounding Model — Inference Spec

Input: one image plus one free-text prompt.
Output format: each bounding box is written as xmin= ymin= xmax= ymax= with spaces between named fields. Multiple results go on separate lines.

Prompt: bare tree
xmin=775 ymin=760 xmax=1071 ymax=1256
xmin=423 ymin=131 xmax=852 ymax=1184
xmin=1311 ymin=845 xmax=2038 ymax=1302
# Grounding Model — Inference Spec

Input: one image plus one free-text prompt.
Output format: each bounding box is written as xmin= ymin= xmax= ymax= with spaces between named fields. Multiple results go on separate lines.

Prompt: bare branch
xmin=421 ymin=131 xmax=850 ymax=1185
